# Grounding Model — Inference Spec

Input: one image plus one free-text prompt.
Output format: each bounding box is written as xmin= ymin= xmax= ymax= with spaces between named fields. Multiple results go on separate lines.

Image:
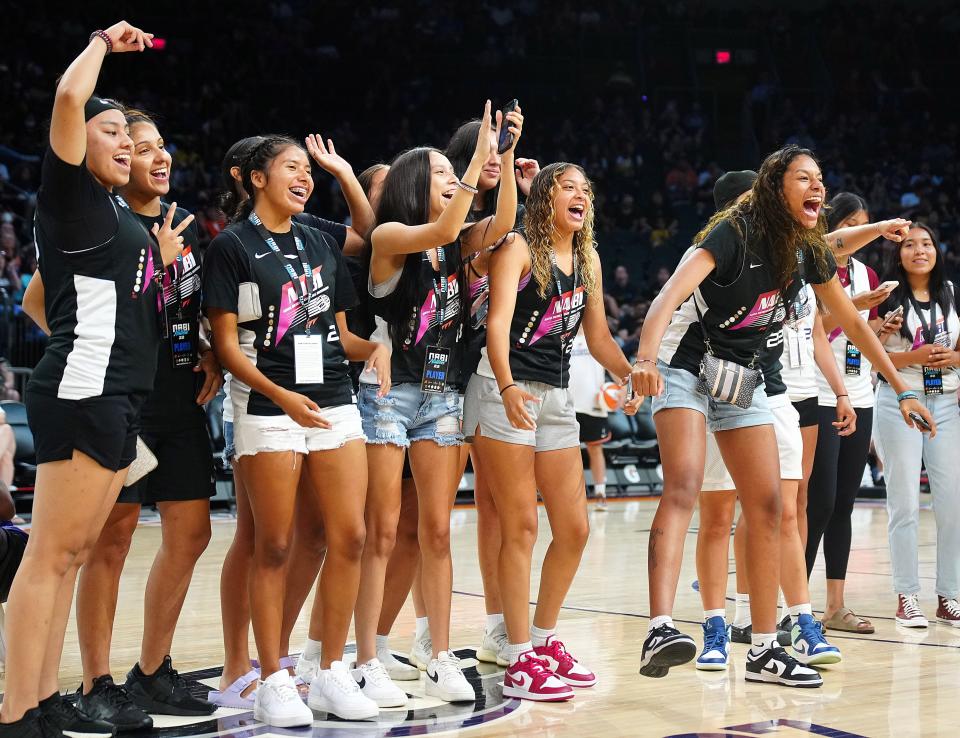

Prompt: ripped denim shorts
xmin=358 ymin=382 xmax=463 ymax=448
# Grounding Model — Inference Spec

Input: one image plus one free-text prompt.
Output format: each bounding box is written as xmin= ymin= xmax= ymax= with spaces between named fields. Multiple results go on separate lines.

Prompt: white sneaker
xmin=425 ymin=651 xmax=475 ymax=703
xmin=295 ymin=651 xmax=321 ymax=685
xmin=476 ymin=622 xmax=509 ymax=667
xmin=253 ymin=669 xmax=313 ymax=727
xmin=307 ymin=662 xmax=378 ymax=721
xmin=351 ymin=658 xmax=408 ymax=708
xmin=409 ymin=629 xmax=432 ymax=671
xmin=376 ymin=641 xmax=421 ymax=681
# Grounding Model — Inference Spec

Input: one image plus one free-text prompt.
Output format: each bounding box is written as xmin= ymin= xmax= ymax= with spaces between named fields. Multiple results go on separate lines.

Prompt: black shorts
xmin=0 ymin=525 xmax=27 ymax=602
xmin=576 ymin=413 xmax=611 ymax=445
xmin=792 ymin=397 xmax=819 ymax=428
xmin=117 ymin=422 xmax=216 ymax=504
xmin=27 ymin=392 xmax=144 ymax=472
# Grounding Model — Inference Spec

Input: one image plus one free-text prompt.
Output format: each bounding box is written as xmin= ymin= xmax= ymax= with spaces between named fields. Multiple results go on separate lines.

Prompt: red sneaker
xmin=895 ymin=593 xmax=929 ymax=628
xmin=533 ymin=636 xmax=597 ymax=687
xmin=502 ymin=652 xmax=574 ymax=702
xmin=937 ymin=596 xmax=960 ymax=628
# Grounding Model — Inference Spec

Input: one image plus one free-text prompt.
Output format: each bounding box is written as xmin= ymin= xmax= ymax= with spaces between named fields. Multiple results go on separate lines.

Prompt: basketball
xmin=598 ymin=381 xmax=622 ymax=410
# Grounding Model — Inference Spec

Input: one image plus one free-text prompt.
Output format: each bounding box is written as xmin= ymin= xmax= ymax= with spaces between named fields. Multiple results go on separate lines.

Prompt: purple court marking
xmin=663 ymin=719 xmax=870 ymax=738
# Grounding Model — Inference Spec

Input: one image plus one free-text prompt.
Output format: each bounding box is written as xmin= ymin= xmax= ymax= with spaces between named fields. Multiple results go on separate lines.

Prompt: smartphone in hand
xmin=908 ymin=411 xmax=932 ymax=431
xmin=497 ymin=99 xmax=519 ymax=154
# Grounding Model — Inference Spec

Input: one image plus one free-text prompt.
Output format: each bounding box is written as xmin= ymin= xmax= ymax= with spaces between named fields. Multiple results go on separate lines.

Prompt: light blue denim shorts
xmin=358 ymin=382 xmax=463 ymax=448
xmin=223 ymin=420 xmax=235 ymax=460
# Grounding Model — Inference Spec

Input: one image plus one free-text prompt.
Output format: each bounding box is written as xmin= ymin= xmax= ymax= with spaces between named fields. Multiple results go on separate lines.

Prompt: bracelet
xmin=456 ymin=180 xmax=479 ymax=195
xmin=89 ymin=30 xmax=113 ymax=54
xmin=897 ymin=390 xmax=919 ymax=403
xmin=633 ymin=358 xmax=654 ymax=367
xmin=499 ymin=383 xmax=517 ymax=396
xmin=836 ymin=394 xmax=849 ymax=398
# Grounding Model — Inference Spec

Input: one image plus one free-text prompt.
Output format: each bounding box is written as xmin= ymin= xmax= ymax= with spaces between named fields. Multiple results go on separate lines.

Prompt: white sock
xmin=751 ymin=632 xmax=777 ymax=651
xmin=530 ymin=624 xmax=554 ymax=647
xmin=733 ymin=593 xmax=751 ymax=627
xmin=302 ymin=637 xmax=322 ymax=661
xmin=375 ymin=634 xmax=391 ymax=654
xmin=594 ymin=483 xmax=606 ymax=497
xmin=778 ymin=591 xmax=787 ymax=621
xmin=415 ymin=617 xmax=429 ymax=639
xmin=649 ymin=615 xmax=673 ymax=631
xmin=704 ymin=609 xmax=726 ymax=622
xmin=788 ymin=603 xmax=812 ymax=618
xmin=485 ymin=613 xmax=505 ymax=632
xmin=504 ymin=641 xmax=532 ymax=665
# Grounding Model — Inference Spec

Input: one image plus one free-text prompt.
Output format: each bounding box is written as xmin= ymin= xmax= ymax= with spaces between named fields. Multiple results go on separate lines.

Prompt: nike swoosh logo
xmin=254 ymin=252 xmax=270 ymax=259
xmin=750 ymin=263 xmax=763 ymax=269
xmin=513 ymin=672 xmax=533 ymax=690
xmin=356 ymin=677 xmax=366 ymax=689
xmin=762 ymin=660 xmax=785 ymax=676
xmin=427 ymin=670 xmax=440 ymax=684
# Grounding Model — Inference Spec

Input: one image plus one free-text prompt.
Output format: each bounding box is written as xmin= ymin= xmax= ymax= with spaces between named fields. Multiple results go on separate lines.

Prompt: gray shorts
xmin=462 ymin=374 xmax=581 ymax=452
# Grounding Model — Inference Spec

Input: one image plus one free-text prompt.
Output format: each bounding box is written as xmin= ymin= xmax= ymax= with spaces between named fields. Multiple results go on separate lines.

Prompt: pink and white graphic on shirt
xmin=910 ymin=315 xmax=950 ymax=350
xmin=528 ymin=285 xmax=586 ymax=346
xmin=729 ymin=288 xmax=782 ymax=330
xmin=415 ymin=273 xmax=460 ymax=345
xmin=276 ymin=264 xmax=325 ymax=344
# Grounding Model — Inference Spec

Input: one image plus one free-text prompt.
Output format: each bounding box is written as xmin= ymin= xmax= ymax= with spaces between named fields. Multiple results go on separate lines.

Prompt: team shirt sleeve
xmin=296 ymin=213 xmax=348 ymax=250
xmin=38 ymin=148 xmax=118 ymax=252
xmin=695 ymin=218 xmax=741 ymax=281
xmin=202 ymin=232 xmax=249 ymax=314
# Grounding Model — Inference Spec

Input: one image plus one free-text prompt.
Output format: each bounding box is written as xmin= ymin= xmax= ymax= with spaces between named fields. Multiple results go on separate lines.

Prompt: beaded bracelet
xmin=89 ymin=30 xmax=113 ymax=54
xmin=456 ymin=180 xmax=479 ymax=195
xmin=499 ymin=383 xmax=517 ymax=396
xmin=897 ymin=390 xmax=919 ymax=402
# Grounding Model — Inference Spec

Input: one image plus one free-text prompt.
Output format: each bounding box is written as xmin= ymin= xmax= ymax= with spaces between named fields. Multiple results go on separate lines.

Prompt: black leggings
xmin=805 ymin=405 xmax=874 ymax=580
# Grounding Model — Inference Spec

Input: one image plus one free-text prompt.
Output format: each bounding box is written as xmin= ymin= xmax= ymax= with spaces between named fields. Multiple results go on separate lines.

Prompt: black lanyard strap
xmin=908 ymin=292 xmax=939 ymax=345
xmin=548 ymin=248 xmax=579 ymax=341
xmin=248 ymin=211 xmax=313 ymax=315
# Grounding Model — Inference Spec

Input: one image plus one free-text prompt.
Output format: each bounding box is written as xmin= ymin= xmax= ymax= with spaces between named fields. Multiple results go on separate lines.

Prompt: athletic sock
xmin=649 ymin=615 xmax=673 ymax=631
xmin=751 ymin=632 xmax=777 ymax=652
xmin=704 ymin=609 xmax=726 ymax=622
xmin=504 ymin=641 xmax=532 ymax=665
xmin=788 ymin=603 xmax=813 ymax=618
xmin=375 ymin=634 xmax=391 ymax=652
xmin=302 ymin=637 xmax=322 ymax=662
xmin=415 ymin=616 xmax=429 ymax=639
xmin=733 ymin=593 xmax=751 ymax=627
xmin=485 ymin=613 xmax=505 ymax=633
xmin=530 ymin=624 xmax=554 ymax=647
xmin=594 ymin=483 xmax=606 ymax=497
xmin=778 ymin=591 xmax=787 ymax=621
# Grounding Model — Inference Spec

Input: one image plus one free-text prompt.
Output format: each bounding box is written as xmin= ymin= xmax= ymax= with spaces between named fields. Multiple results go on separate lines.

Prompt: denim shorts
xmin=358 ymin=382 xmax=463 ymax=448
xmin=651 ymin=360 xmax=773 ymax=432
xmin=234 ymin=405 xmax=365 ymax=459
xmin=223 ymin=420 xmax=235 ymax=460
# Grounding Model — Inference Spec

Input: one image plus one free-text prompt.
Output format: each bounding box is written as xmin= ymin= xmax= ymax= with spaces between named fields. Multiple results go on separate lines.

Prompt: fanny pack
xmin=694 ymin=296 xmax=763 ymax=409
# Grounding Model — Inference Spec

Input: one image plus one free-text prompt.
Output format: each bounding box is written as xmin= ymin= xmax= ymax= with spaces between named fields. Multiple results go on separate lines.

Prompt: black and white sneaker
xmin=39 ymin=692 xmax=116 ymax=737
xmin=639 ymin=625 xmax=697 ymax=678
xmin=744 ymin=645 xmax=822 ymax=688
xmin=730 ymin=623 xmax=752 ymax=644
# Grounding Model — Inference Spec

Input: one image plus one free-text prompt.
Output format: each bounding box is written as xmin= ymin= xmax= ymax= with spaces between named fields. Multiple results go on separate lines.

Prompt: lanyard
xmin=248 ymin=211 xmax=314 ymax=326
xmin=908 ymin=292 xmax=939 ymax=345
xmin=427 ymin=246 xmax=450 ymax=345
xmin=841 ymin=260 xmax=855 ymax=296
xmin=159 ymin=203 xmax=185 ymax=316
xmin=548 ymin=248 xmax=579 ymax=344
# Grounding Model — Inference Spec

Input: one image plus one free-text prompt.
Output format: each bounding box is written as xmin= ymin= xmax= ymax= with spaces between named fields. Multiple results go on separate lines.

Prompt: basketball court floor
xmin=4 ymin=496 xmax=956 ymax=738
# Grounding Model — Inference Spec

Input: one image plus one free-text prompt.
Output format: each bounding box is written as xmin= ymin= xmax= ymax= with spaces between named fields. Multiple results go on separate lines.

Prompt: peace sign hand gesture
xmin=150 ymin=202 xmax=194 ymax=267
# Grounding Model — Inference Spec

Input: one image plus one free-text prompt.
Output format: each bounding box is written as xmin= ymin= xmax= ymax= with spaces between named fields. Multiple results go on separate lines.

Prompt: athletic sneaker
xmin=744 ymin=645 xmax=823 ymax=688
xmin=595 ymin=494 xmax=608 ymax=511
xmin=533 ymin=636 xmax=596 ymax=687
xmin=253 ymin=670 xmax=313 ymax=728
xmin=502 ymin=651 xmax=574 ymax=702
xmin=376 ymin=641 xmax=421 ymax=681
xmin=730 ymin=623 xmax=752 ymax=645
xmin=791 ymin=613 xmax=842 ymax=665
xmin=409 ymin=629 xmax=432 ymax=671
xmin=76 ymin=676 xmax=153 ymax=732
xmin=696 ymin=616 xmax=730 ymax=671
xmin=0 ymin=708 xmax=53 ymax=738
xmin=294 ymin=651 xmax=320 ymax=685
xmin=639 ymin=624 xmax=697 ymax=678
xmin=937 ymin=596 xmax=960 ymax=627
xmin=425 ymin=651 xmax=475 ymax=703
xmin=476 ymin=622 xmax=509 ymax=667
xmin=124 ymin=656 xmax=216 ymax=716
xmin=307 ymin=662 xmax=378 ymax=721
xmin=777 ymin=615 xmax=792 ymax=647
xmin=896 ymin=593 xmax=929 ymax=627
xmin=352 ymin=659 xmax=408 ymax=708
xmin=39 ymin=692 xmax=115 ymax=737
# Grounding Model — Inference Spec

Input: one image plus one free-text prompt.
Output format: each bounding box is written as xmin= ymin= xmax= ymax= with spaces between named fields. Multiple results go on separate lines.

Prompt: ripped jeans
xmin=358 ymin=382 xmax=463 ymax=447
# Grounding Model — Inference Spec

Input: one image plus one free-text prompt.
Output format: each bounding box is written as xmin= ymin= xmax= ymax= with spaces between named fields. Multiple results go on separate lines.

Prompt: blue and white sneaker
xmin=791 ymin=613 xmax=842 ymax=665
xmin=696 ymin=616 xmax=730 ymax=671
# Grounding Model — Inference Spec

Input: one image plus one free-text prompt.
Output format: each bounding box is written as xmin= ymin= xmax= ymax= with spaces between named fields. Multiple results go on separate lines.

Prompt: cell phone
xmin=879 ymin=280 xmax=899 ymax=292
xmin=881 ymin=305 xmax=904 ymax=327
xmin=908 ymin=411 xmax=932 ymax=431
xmin=497 ymin=99 xmax=519 ymax=154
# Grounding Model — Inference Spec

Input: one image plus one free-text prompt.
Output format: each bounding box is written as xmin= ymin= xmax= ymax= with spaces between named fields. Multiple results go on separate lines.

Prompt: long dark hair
xmin=234 ymin=135 xmax=302 ymax=222
xmin=219 ymin=136 xmax=265 ymax=220
xmin=444 ymin=120 xmax=497 ymax=221
xmin=695 ymin=144 xmax=832 ymax=293
xmin=885 ymin=223 xmax=954 ymax=342
xmin=368 ymin=147 xmax=443 ymax=341
xmin=826 ymin=192 xmax=868 ymax=233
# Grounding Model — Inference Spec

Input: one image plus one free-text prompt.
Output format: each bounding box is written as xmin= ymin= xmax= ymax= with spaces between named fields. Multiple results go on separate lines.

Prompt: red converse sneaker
xmin=937 ymin=596 xmax=960 ymax=628
xmin=895 ymin=593 xmax=929 ymax=628
xmin=532 ymin=636 xmax=597 ymax=687
xmin=502 ymin=652 xmax=574 ymax=702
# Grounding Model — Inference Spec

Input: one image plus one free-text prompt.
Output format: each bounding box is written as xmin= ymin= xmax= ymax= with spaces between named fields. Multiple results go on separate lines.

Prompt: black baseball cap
xmin=713 ymin=170 xmax=757 ymax=210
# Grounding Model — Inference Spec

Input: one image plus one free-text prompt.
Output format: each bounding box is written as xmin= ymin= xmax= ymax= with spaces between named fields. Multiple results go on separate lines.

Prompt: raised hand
xmin=305 ymin=134 xmax=353 ymax=181
xmin=150 ymin=203 xmax=194 ymax=267
xmin=877 ymin=218 xmax=911 ymax=242
xmin=495 ymin=104 xmax=524 ymax=156
xmin=102 ymin=20 xmax=155 ymax=53
xmin=515 ymin=158 xmax=540 ymax=196
xmin=471 ymin=100 xmax=494 ymax=163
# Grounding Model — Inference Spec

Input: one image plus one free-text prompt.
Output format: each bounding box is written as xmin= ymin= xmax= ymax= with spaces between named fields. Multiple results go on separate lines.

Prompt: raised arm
xmin=828 ymin=218 xmax=910 ymax=258
xmin=305 ymin=135 xmax=374 ymax=255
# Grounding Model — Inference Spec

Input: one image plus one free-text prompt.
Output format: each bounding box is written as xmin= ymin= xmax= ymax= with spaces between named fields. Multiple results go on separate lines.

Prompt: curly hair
xmin=694 ymin=145 xmax=832 ymax=292
xmin=522 ymin=163 xmax=598 ymax=298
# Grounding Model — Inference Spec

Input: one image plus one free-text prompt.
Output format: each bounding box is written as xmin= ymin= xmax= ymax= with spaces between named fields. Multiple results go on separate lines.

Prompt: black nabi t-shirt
xmin=136 ymin=205 xmax=205 ymax=429
xmin=203 ymin=219 xmax=358 ymax=416
xmin=294 ymin=213 xmax=347 ymax=250
xmin=29 ymin=148 xmax=164 ymax=400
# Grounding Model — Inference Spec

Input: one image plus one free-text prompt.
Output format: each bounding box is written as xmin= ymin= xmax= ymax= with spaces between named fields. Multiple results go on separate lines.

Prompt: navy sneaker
xmin=745 ymin=645 xmax=822 ymax=688
xmin=639 ymin=624 xmax=697 ymax=678
xmin=791 ymin=613 xmax=842 ymax=665
xmin=695 ymin=616 xmax=730 ymax=671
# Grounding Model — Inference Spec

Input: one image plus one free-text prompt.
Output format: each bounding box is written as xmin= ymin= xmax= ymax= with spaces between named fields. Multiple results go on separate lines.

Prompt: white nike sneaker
xmin=476 ymin=622 xmax=509 ymax=667
xmin=409 ymin=629 xmax=433 ymax=671
xmin=351 ymin=658 xmax=408 ymax=708
xmin=425 ymin=651 xmax=475 ymax=703
xmin=307 ymin=662 xmax=378 ymax=721
xmin=295 ymin=651 xmax=321 ymax=685
xmin=253 ymin=669 xmax=314 ymax=727
xmin=376 ymin=640 xmax=421 ymax=681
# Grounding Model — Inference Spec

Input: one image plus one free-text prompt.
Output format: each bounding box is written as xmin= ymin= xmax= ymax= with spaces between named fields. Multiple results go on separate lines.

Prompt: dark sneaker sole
xmin=638 ymin=640 xmax=697 ymax=678
xmin=730 ymin=626 xmax=752 ymax=644
xmin=127 ymin=693 xmax=215 ymax=718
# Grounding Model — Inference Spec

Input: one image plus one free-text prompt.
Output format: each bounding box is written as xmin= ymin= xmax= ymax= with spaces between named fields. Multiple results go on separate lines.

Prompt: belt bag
xmin=697 ymin=353 xmax=761 ymax=409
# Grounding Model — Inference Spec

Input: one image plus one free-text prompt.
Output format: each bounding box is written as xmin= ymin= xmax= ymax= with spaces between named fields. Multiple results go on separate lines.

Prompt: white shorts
xmin=233 ymin=404 xmax=365 ymax=459
xmin=702 ymin=394 xmax=802 ymax=491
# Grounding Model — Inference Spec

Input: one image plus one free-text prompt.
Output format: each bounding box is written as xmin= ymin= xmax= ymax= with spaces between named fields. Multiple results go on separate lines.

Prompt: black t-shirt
xmin=659 ymin=218 xmax=836 ymax=378
xmin=203 ymin=219 xmax=358 ymax=415
xmin=29 ymin=148 xmax=164 ymax=400
xmin=136 ymin=205 xmax=205 ymax=429
xmin=294 ymin=213 xmax=347 ymax=250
